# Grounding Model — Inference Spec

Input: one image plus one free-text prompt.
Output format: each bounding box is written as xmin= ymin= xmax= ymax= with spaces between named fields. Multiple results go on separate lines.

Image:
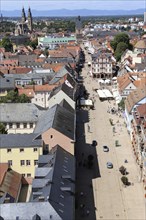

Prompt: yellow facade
xmin=0 ymin=146 xmax=43 ymax=178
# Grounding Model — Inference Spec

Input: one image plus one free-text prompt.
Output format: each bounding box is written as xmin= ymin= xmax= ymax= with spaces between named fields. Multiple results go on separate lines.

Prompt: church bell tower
xmin=28 ymin=7 xmax=33 ymax=32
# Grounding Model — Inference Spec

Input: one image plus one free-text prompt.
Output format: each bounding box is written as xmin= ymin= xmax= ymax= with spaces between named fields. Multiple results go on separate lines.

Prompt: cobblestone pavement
xmin=75 ymin=47 xmax=145 ymax=220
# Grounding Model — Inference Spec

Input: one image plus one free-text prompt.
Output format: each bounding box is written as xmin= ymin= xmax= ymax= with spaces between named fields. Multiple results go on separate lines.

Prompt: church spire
xmin=21 ymin=7 xmax=26 ymax=24
xmin=27 ymin=7 xmax=33 ymax=32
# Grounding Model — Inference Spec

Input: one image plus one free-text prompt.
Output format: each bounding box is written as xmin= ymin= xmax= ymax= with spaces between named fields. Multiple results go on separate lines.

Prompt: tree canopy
xmin=28 ymin=38 xmax=38 ymax=49
xmin=110 ymin=33 xmax=133 ymax=61
xmin=0 ymin=123 xmax=7 ymax=134
xmin=0 ymin=90 xmax=31 ymax=103
xmin=0 ymin=37 xmax=13 ymax=52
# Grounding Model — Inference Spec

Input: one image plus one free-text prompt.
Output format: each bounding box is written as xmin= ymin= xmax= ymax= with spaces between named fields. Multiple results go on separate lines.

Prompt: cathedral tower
xmin=27 ymin=7 xmax=33 ymax=32
xmin=21 ymin=7 xmax=26 ymax=24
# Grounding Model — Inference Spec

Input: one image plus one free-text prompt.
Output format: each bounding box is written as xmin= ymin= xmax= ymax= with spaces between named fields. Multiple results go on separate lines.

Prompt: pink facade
xmin=42 ymin=128 xmax=74 ymax=155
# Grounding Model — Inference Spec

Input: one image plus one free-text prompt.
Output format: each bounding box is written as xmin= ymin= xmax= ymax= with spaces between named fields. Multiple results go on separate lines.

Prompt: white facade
xmin=92 ymin=57 xmax=113 ymax=78
xmin=5 ymin=122 xmax=36 ymax=134
xmin=125 ymin=97 xmax=146 ymax=136
xmin=120 ymin=82 xmax=137 ymax=98
xmin=31 ymin=91 xmax=51 ymax=108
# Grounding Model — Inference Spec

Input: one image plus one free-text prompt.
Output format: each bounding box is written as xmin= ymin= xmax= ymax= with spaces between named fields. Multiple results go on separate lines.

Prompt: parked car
xmin=103 ymin=146 xmax=109 ymax=152
xmin=92 ymin=140 xmax=97 ymax=146
xmin=106 ymin=162 xmax=113 ymax=169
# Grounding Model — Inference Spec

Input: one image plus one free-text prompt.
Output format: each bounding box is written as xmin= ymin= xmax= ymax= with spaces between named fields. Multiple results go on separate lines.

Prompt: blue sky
xmin=1 ymin=0 xmax=145 ymax=10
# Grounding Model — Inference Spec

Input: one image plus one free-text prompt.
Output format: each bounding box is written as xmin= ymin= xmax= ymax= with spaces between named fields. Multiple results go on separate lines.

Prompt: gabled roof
xmin=117 ymin=73 xmax=135 ymax=93
xmin=0 ymin=163 xmax=8 ymax=185
xmin=0 ymin=134 xmax=43 ymax=148
xmin=18 ymin=87 xmax=34 ymax=98
xmin=134 ymin=39 xmax=146 ymax=49
xmin=59 ymin=99 xmax=75 ymax=113
xmin=34 ymin=104 xmax=75 ymax=140
xmin=0 ymin=77 xmax=15 ymax=90
xmin=49 ymin=82 xmax=75 ymax=100
xmin=49 ymin=65 xmax=75 ymax=84
xmin=136 ymin=103 xmax=146 ymax=117
xmin=125 ymin=86 xmax=146 ymax=113
xmin=34 ymin=84 xmax=57 ymax=92
xmin=30 ymin=145 xmax=75 ymax=220
xmin=0 ymin=165 xmax=22 ymax=202
xmin=0 ymin=103 xmax=44 ymax=123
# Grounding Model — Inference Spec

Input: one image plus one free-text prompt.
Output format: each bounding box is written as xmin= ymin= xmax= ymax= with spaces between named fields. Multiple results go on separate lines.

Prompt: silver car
xmin=106 ymin=162 xmax=113 ymax=169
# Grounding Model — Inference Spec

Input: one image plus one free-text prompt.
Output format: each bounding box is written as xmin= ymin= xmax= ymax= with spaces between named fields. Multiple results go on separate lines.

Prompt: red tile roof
xmin=0 ymin=163 xmax=8 ymax=185
xmin=18 ymin=88 xmax=34 ymax=98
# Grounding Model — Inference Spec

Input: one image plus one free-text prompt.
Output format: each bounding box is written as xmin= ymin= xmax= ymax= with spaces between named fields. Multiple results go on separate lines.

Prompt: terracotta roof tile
xmin=0 ymin=163 xmax=8 ymax=185
xmin=18 ymin=88 xmax=34 ymax=97
xmin=125 ymin=86 xmax=146 ymax=113
xmin=34 ymin=84 xmax=57 ymax=92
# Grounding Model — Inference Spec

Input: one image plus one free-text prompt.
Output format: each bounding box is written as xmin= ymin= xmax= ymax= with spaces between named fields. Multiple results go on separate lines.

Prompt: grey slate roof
xmin=34 ymin=104 xmax=75 ymax=140
xmin=0 ymin=77 xmax=15 ymax=91
xmin=0 ymin=134 xmax=43 ymax=148
xmin=49 ymin=80 xmax=76 ymax=101
xmin=49 ymin=73 xmax=77 ymax=100
xmin=0 ymin=202 xmax=62 ymax=220
xmin=31 ymin=145 xmax=75 ymax=220
xmin=49 ymin=65 xmax=74 ymax=85
xmin=59 ymin=99 xmax=75 ymax=113
xmin=0 ymin=145 xmax=75 ymax=220
xmin=0 ymin=103 xmax=44 ymax=123
xmin=5 ymin=71 xmax=55 ymax=82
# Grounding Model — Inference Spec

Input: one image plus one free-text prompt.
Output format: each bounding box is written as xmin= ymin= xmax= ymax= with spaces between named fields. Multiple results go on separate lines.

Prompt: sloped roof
xmin=34 ymin=104 xmax=75 ymax=140
xmin=1 ymin=142 xmax=75 ymax=217
xmin=0 ymin=77 xmax=15 ymax=90
xmin=0 ymin=166 xmax=22 ymax=201
xmin=34 ymin=84 xmax=57 ymax=92
xmin=18 ymin=88 xmax=34 ymax=98
xmin=0 ymin=103 xmax=43 ymax=123
xmin=59 ymin=99 xmax=75 ymax=113
xmin=0 ymin=163 xmax=8 ymax=185
xmin=49 ymin=82 xmax=75 ymax=100
xmin=125 ymin=86 xmax=146 ymax=113
xmin=0 ymin=134 xmax=43 ymax=148
xmin=136 ymin=103 xmax=146 ymax=116
xmin=134 ymin=39 xmax=146 ymax=49
xmin=117 ymin=74 xmax=135 ymax=93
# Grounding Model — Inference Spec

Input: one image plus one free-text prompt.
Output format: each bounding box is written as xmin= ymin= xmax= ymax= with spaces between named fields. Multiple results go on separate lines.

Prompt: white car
xmin=103 ymin=146 xmax=109 ymax=152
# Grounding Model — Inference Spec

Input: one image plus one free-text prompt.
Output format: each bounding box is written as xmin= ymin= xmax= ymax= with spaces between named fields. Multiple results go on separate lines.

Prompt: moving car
xmin=92 ymin=140 xmax=97 ymax=146
xmin=103 ymin=146 xmax=109 ymax=152
xmin=106 ymin=162 xmax=113 ymax=169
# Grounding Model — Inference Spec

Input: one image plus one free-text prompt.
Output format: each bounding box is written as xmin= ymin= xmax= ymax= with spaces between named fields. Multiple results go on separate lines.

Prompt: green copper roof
xmin=38 ymin=36 xmax=76 ymax=44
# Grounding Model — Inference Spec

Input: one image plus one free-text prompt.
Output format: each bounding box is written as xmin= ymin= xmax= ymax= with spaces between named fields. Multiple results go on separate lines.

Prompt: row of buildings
xmin=0 ymin=21 xmax=85 ymax=218
xmin=83 ymin=15 xmax=146 ymax=184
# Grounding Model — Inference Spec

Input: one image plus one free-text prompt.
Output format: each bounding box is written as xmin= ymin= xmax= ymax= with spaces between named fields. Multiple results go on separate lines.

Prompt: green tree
xmin=0 ymin=37 xmax=13 ymax=52
xmin=6 ymin=90 xmax=18 ymax=102
xmin=111 ymin=33 xmax=130 ymax=51
xmin=115 ymin=42 xmax=128 ymax=61
xmin=118 ymin=98 xmax=125 ymax=110
xmin=0 ymin=90 xmax=30 ymax=103
xmin=110 ymin=33 xmax=133 ymax=61
xmin=121 ymin=176 xmax=129 ymax=185
xmin=0 ymin=123 xmax=7 ymax=134
xmin=28 ymin=39 xmax=38 ymax=49
xmin=18 ymin=94 xmax=30 ymax=103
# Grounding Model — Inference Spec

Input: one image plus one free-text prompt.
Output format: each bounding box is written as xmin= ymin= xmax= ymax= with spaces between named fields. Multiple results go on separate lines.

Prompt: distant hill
xmin=1 ymin=8 xmax=145 ymax=17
